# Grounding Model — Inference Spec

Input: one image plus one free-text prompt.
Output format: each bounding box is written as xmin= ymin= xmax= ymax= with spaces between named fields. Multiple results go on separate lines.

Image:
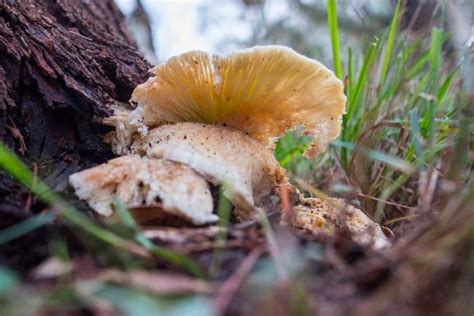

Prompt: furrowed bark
xmin=0 ymin=0 xmax=150 ymax=219
xmin=0 ymin=0 xmax=151 ymax=269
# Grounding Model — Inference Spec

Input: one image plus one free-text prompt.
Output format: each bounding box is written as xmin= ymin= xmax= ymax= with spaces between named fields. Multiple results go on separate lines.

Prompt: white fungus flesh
xmin=69 ymin=156 xmax=217 ymax=225
xmin=128 ymin=122 xmax=287 ymax=215
xmin=292 ymin=197 xmax=389 ymax=248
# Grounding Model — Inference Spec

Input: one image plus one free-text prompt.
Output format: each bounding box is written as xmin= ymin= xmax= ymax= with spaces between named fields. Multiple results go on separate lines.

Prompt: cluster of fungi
xmin=69 ymin=46 xmax=388 ymax=248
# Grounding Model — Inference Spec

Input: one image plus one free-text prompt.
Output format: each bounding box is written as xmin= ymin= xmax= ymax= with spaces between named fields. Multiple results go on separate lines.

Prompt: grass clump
xmin=276 ymin=0 xmax=471 ymax=225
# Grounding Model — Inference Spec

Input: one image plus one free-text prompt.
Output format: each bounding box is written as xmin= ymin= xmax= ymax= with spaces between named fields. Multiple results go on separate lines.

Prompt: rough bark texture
xmin=0 ymin=0 xmax=150 ymax=221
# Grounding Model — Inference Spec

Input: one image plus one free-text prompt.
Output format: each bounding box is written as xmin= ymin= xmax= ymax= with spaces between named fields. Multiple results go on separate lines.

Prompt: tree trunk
xmin=0 ymin=0 xmax=150 ymax=221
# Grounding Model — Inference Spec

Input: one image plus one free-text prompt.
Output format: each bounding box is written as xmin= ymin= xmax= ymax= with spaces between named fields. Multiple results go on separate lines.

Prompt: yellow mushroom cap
xmin=69 ymin=156 xmax=218 ymax=225
xmin=123 ymin=45 xmax=345 ymax=157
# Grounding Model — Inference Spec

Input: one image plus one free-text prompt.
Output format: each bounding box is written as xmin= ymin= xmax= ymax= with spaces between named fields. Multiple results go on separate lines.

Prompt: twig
xmin=383 ymin=214 xmax=420 ymax=226
xmin=214 ymin=246 xmax=265 ymax=315
xmin=6 ymin=115 xmax=27 ymax=155
xmin=357 ymin=192 xmax=416 ymax=210
xmin=419 ymin=162 xmax=440 ymax=212
xmin=279 ymin=183 xmax=292 ymax=219
xmin=24 ymin=163 xmax=37 ymax=212
xmin=405 ymin=0 xmax=423 ymax=35
xmin=234 ymin=210 xmax=280 ymax=230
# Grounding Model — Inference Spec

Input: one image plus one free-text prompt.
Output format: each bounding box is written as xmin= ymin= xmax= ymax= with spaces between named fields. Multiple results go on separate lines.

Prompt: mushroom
xmin=102 ymin=45 xmax=345 ymax=218
xmin=69 ymin=45 xmax=388 ymax=246
xmin=69 ymin=155 xmax=217 ymax=225
xmin=292 ymin=197 xmax=389 ymax=248
xmin=110 ymin=45 xmax=345 ymax=158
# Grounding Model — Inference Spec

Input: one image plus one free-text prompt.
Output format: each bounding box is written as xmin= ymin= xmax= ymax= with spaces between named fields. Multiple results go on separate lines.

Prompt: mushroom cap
xmin=121 ymin=45 xmax=345 ymax=157
xmin=69 ymin=155 xmax=218 ymax=225
xmin=128 ymin=122 xmax=287 ymax=213
xmin=292 ymin=197 xmax=389 ymax=248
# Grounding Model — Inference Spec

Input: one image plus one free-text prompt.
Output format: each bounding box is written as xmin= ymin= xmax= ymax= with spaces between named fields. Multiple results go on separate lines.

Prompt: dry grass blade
xmin=98 ymin=270 xmax=214 ymax=295
xmin=214 ymin=246 xmax=266 ymax=315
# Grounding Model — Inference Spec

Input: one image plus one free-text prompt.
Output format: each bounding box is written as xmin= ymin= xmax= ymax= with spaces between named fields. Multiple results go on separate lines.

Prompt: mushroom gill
xmin=69 ymin=156 xmax=217 ymax=225
xmin=109 ymin=46 xmax=346 ymax=157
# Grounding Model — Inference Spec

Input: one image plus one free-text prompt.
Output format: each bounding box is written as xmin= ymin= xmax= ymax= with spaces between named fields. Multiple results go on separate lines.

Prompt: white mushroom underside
xmin=127 ymin=122 xmax=286 ymax=212
xmin=69 ymin=155 xmax=218 ymax=225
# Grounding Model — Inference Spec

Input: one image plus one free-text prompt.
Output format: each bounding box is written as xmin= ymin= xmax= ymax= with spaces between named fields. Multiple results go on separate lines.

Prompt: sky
xmin=114 ymin=0 xmax=288 ymax=62
xmin=115 ymin=0 xmax=252 ymax=61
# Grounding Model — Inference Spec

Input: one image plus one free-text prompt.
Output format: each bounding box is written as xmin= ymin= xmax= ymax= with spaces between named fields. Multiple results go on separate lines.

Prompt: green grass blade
xmin=327 ymin=0 xmax=343 ymax=79
xmin=436 ymin=69 xmax=457 ymax=107
xmin=141 ymin=238 xmax=204 ymax=278
xmin=347 ymin=40 xmax=378 ymax=117
xmin=113 ymin=197 xmax=138 ymax=229
xmin=340 ymin=40 xmax=378 ymax=168
xmin=426 ymin=101 xmax=436 ymax=151
xmin=0 ymin=146 xmax=54 ymax=204
xmin=62 ymin=206 xmax=129 ymax=247
xmin=0 ymin=267 xmax=18 ymax=296
xmin=409 ymin=110 xmax=424 ymax=168
xmin=340 ymin=40 xmax=378 ymax=167
xmin=0 ymin=212 xmax=55 ymax=245
xmin=210 ymin=187 xmax=233 ymax=276
xmin=332 ymin=140 xmax=414 ymax=174
xmin=407 ymin=51 xmax=430 ymax=79
xmin=278 ymin=145 xmax=308 ymax=168
xmin=347 ymin=47 xmax=353 ymax=97
xmin=380 ymin=0 xmax=401 ymax=86
xmin=429 ymin=28 xmax=443 ymax=84
xmin=375 ymin=173 xmax=411 ymax=221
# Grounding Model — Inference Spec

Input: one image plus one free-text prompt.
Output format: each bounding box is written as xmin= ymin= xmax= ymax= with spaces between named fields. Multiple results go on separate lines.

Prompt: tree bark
xmin=0 ymin=0 xmax=150 ymax=221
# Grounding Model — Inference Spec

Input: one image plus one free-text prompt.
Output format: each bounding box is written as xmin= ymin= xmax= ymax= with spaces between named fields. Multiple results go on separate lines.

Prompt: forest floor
xmin=0 ymin=2 xmax=473 ymax=316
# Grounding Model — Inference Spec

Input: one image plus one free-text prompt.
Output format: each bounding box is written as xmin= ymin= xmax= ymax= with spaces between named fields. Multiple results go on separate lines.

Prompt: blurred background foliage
xmin=0 ymin=1 xmax=473 ymax=315
xmin=117 ymin=0 xmax=473 ymax=67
